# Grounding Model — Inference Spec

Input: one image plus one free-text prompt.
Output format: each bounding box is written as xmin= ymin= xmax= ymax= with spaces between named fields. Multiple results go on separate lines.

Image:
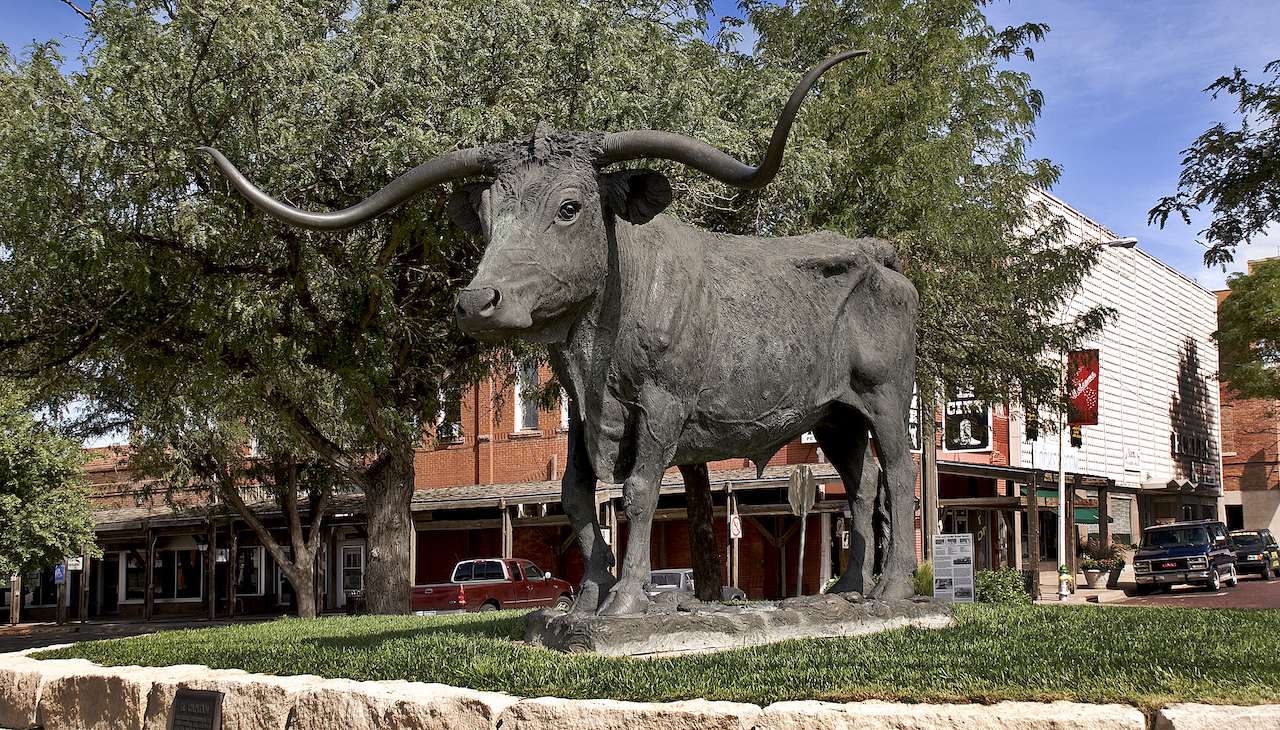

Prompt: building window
xmin=124 ymin=552 xmax=147 ymax=601
xmin=153 ymin=549 xmax=203 ymax=600
xmin=515 ymin=360 xmax=540 ymax=431
xmin=438 ymin=391 xmax=463 ymax=442
xmin=236 ymin=546 xmax=264 ymax=596
xmin=24 ymin=570 xmax=57 ymax=606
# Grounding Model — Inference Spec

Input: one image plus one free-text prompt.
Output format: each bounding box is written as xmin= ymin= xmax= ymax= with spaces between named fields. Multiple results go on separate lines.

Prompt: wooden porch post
xmin=8 ymin=575 xmax=19 ymax=625
xmin=206 ymin=521 xmax=217 ymax=621
xmin=144 ymin=528 xmax=155 ymax=622
xmin=1027 ymin=475 xmax=1040 ymax=599
xmin=1098 ymin=485 xmax=1111 ymax=547
xmin=500 ymin=499 xmax=513 ymax=559
xmin=727 ymin=484 xmax=740 ymax=590
xmin=79 ymin=551 xmax=90 ymax=623
xmin=228 ymin=527 xmax=238 ymax=619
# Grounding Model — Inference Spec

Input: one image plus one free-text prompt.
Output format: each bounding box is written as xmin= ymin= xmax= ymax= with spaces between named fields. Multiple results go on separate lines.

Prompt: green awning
xmin=1030 ymin=488 xmax=1113 ymax=524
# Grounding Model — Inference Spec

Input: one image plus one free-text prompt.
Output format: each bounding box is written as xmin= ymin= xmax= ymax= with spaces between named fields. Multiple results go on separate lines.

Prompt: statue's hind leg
xmin=561 ymin=408 xmax=615 ymax=614
xmin=863 ymin=387 xmax=919 ymax=601
xmin=815 ymin=406 xmax=877 ymax=595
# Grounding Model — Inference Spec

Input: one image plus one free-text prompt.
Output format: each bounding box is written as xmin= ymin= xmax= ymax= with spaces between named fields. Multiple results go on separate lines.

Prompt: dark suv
xmin=1229 ymin=528 xmax=1280 ymax=581
xmin=1133 ymin=520 xmax=1237 ymax=593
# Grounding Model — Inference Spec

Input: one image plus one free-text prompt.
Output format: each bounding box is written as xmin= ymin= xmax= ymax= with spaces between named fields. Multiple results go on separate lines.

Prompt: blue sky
xmin=2 ymin=0 xmax=1277 ymax=292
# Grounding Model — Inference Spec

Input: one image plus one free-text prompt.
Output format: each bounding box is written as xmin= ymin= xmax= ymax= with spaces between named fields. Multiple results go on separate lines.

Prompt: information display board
xmin=931 ymin=534 xmax=975 ymax=603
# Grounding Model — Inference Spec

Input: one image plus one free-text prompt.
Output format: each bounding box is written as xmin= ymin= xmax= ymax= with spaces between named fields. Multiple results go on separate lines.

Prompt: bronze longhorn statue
xmin=200 ymin=50 xmax=920 ymax=614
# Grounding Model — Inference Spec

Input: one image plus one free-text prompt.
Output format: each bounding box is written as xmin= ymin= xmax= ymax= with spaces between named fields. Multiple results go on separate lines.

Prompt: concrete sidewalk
xmin=1032 ymin=561 xmax=1136 ymax=605
xmin=0 ymin=614 xmax=279 ymax=654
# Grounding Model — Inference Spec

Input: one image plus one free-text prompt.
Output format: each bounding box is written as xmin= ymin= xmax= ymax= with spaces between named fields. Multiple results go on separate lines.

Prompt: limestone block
xmin=500 ymin=696 xmax=762 ymax=730
xmin=142 ymin=668 xmax=323 ymax=730
xmin=292 ymin=678 xmax=519 ymax=730
xmin=36 ymin=663 xmax=160 ymax=730
xmin=0 ymin=654 xmax=78 ymax=729
xmin=756 ymin=699 xmax=1146 ymax=730
xmin=1155 ymin=703 xmax=1280 ymax=730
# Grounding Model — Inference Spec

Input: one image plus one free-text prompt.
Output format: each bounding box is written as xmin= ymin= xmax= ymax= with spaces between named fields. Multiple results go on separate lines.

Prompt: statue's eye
xmin=558 ymin=201 xmax=581 ymax=222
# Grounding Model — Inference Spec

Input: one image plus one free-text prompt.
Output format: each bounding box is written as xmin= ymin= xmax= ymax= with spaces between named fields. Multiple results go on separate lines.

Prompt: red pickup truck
xmin=412 ymin=558 xmax=575 ymax=613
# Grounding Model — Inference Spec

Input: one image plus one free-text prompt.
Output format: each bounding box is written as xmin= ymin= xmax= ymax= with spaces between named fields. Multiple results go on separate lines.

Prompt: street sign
xmin=729 ymin=514 xmax=742 ymax=540
xmin=53 ymin=565 xmax=66 ymax=585
xmin=66 ymin=557 xmax=83 ymax=571
xmin=787 ymin=465 xmax=816 ymax=517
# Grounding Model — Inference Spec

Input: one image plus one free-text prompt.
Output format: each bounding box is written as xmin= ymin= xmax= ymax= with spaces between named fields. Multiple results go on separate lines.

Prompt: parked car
xmin=645 ymin=568 xmax=747 ymax=601
xmin=411 ymin=558 xmax=574 ymax=613
xmin=1229 ymin=528 xmax=1280 ymax=581
xmin=1133 ymin=520 xmax=1237 ymax=593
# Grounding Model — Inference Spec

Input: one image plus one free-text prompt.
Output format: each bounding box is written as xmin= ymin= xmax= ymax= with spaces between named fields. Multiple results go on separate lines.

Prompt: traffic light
xmin=1070 ymin=425 xmax=1083 ymax=448
xmin=1025 ymin=410 xmax=1038 ymax=441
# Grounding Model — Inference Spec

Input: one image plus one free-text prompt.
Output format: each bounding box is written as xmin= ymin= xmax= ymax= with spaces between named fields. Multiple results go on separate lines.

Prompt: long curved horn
xmin=599 ymin=50 xmax=868 ymax=190
xmin=196 ymin=146 xmax=492 ymax=231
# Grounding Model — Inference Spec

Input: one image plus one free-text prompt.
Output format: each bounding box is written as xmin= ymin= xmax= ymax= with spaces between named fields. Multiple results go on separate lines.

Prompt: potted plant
xmin=1079 ymin=558 xmax=1107 ymax=588
xmin=1079 ymin=537 xmax=1126 ymax=589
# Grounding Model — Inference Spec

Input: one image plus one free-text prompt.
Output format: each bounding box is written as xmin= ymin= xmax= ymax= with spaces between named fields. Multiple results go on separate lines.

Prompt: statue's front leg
xmin=562 ymin=411 xmax=614 ymax=614
xmin=598 ymin=409 xmax=674 ymax=616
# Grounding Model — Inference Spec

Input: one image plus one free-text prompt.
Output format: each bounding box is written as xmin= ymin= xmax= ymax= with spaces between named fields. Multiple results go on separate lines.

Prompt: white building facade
xmin=1013 ymin=191 xmax=1223 ymax=542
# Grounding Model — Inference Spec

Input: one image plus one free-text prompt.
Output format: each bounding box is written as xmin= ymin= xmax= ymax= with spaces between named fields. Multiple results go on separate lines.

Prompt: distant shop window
xmin=237 ymin=546 xmax=264 ymax=596
xmin=153 ymin=549 xmax=202 ymax=600
xmin=25 ymin=570 xmax=56 ymax=606
xmin=0 ymin=581 xmax=8 ymax=609
xmin=124 ymin=552 xmax=147 ymax=600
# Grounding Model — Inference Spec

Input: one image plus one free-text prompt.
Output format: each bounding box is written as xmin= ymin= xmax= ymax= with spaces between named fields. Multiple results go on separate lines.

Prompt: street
xmin=1118 ymin=573 xmax=1280 ymax=609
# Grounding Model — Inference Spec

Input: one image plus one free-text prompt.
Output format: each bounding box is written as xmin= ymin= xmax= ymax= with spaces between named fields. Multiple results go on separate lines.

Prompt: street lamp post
xmin=1058 ymin=237 xmax=1136 ymax=601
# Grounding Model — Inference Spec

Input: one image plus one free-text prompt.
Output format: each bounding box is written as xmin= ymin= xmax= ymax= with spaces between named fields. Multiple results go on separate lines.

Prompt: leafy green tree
xmin=0 ymin=0 xmax=735 ymax=614
xmin=1150 ymin=60 xmax=1280 ymax=268
xmin=723 ymin=0 xmax=1107 ymax=415
xmin=1216 ymin=259 xmax=1280 ymax=400
xmin=0 ymin=381 xmax=98 ymax=579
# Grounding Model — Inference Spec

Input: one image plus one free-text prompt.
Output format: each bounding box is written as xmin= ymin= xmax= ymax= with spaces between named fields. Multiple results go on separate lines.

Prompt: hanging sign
xmin=942 ymin=392 xmax=991 ymax=452
xmin=1067 ymin=349 xmax=1100 ymax=425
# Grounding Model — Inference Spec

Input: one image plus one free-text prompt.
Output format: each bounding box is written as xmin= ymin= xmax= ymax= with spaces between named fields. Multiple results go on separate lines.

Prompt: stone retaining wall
xmin=1 ymin=650 xmax=1274 ymax=730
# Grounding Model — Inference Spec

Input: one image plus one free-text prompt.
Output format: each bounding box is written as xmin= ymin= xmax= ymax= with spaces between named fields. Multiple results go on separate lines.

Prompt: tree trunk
xmin=679 ymin=463 xmax=722 ymax=602
xmin=219 ymin=460 xmax=329 ymax=619
xmin=277 ymin=561 xmax=317 ymax=618
xmin=363 ymin=446 xmax=416 ymax=614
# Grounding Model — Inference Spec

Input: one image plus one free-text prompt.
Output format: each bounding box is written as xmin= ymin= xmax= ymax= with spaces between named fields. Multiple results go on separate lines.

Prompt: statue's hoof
xmin=598 ymin=587 xmax=649 ymax=616
xmin=868 ymin=575 xmax=915 ymax=600
xmin=570 ymin=583 xmax=602 ymax=614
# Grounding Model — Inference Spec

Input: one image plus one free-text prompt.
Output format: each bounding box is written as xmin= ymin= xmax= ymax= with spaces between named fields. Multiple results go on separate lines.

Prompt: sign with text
xmin=1067 ymin=349 xmax=1100 ymax=425
xmin=931 ymin=534 xmax=974 ymax=603
xmin=171 ymin=688 xmax=223 ymax=730
xmin=908 ymin=390 xmax=922 ymax=453
xmin=942 ymin=394 xmax=991 ymax=452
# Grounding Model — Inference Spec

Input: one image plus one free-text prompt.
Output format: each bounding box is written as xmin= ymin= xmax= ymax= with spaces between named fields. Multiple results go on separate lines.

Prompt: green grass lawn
xmin=33 ymin=604 xmax=1280 ymax=712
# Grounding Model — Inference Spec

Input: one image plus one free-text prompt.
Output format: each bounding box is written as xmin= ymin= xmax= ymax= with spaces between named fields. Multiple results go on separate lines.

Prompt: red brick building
xmin=1217 ymin=265 xmax=1280 ymax=533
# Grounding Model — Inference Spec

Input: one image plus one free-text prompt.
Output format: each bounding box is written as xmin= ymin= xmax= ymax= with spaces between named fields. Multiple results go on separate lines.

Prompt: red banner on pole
xmin=1067 ymin=349 xmax=1100 ymax=425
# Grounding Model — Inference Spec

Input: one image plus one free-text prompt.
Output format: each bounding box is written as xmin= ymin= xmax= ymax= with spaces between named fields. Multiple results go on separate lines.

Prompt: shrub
xmin=913 ymin=560 xmax=934 ymax=596
xmin=974 ymin=568 xmax=1030 ymax=604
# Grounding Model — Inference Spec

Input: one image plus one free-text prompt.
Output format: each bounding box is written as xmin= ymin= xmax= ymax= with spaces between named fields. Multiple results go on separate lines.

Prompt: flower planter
xmin=1106 ymin=565 xmax=1123 ymax=589
xmin=1083 ymin=569 xmax=1105 ymax=589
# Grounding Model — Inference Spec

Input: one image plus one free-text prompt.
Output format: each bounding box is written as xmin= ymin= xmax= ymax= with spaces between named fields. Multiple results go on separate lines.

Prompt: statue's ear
xmin=447 ymin=181 xmax=492 ymax=236
xmin=600 ymin=169 xmax=672 ymax=225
